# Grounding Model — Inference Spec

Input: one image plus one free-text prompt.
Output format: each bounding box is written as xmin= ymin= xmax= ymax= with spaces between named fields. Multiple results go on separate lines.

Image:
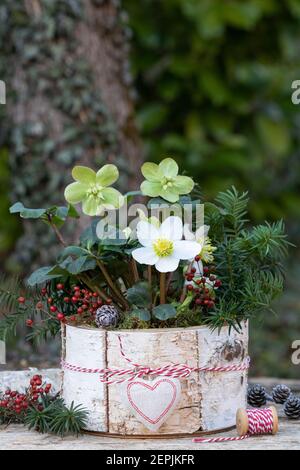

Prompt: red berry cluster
xmin=185 ymin=261 xmax=222 ymax=310
xmin=22 ymin=283 xmax=112 ymax=327
xmin=0 ymin=375 xmax=52 ymax=419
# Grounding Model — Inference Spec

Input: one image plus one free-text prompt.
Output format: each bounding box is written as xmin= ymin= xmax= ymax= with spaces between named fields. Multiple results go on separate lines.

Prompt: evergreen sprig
xmin=0 ymin=276 xmax=42 ymax=341
xmin=203 ymin=188 xmax=291 ymax=330
xmin=25 ymin=400 xmax=88 ymax=437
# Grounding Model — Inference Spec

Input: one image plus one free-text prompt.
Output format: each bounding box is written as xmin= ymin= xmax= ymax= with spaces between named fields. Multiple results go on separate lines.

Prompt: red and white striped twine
xmin=193 ymin=408 xmax=274 ymax=443
xmin=61 ymin=334 xmax=250 ymax=385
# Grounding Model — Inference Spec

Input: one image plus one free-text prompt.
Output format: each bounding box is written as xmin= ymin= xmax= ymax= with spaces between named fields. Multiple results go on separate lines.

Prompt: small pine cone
xmin=284 ymin=395 xmax=300 ymax=420
xmin=95 ymin=305 xmax=119 ymax=328
xmin=272 ymin=384 xmax=291 ymax=404
xmin=247 ymin=384 xmax=267 ymax=408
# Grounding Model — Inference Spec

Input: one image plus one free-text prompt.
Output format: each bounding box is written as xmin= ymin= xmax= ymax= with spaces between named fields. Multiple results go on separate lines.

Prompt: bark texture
xmin=2 ymin=0 xmax=142 ymax=270
xmin=61 ymin=323 xmax=248 ymax=435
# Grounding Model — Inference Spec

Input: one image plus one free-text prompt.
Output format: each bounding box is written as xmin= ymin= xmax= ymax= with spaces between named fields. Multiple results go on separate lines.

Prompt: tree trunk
xmin=1 ymin=0 xmax=142 ymax=271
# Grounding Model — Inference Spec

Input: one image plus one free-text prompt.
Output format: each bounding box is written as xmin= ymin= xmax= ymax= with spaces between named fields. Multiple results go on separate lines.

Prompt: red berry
xmin=214 ymin=280 xmax=222 ymax=288
xmin=5 ymin=390 xmax=11 ymax=396
xmin=77 ymin=308 xmax=83 ymax=315
xmin=18 ymin=297 xmax=26 ymax=304
xmin=45 ymin=384 xmax=51 ymax=391
xmin=107 ymin=298 xmax=112 ymax=305
xmin=38 ymin=405 xmax=44 ymax=412
xmin=64 ymin=297 xmax=70 ymax=303
xmin=187 ymin=285 xmax=194 ymax=291
xmin=32 ymin=394 xmax=39 ymax=401
xmin=41 ymin=288 xmax=47 ymax=295
xmin=26 ymin=319 xmax=34 ymax=327
xmin=10 ymin=391 xmax=17 ymax=398
xmin=33 ymin=375 xmax=41 ymax=381
xmin=71 ymin=296 xmax=78 ymax=303
xmin=50 ymin=305 xmax=57 ymax=313
xmin=203 ymin=267 xmax=210 ymax=274
xmin=70 ymin=316 xmax=76 ymax=322
xmin=56 ymin=283 xmax=64 ymax=290
xmin=57 ymin=313 xmax=65 ymax=321
xmin=195 ymin=298 xmax=202 ymax=305
xmin=74 ymin=286 xmax=80 ymax=291
xmin=209 ymin=275 xmax=216 ymax=282
xmin=36 ymin=302 xmax=43 ymax=310
xmin=74 ymin=291 xmax=81 ymax=298
xmin=47 ymin=297 xmax=53 ymax=304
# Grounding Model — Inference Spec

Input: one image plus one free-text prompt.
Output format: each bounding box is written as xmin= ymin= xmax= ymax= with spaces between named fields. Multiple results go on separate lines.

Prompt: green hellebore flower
xmin=64 ymin=165 xmax=124 ymax=216
xmin=140 ymin=158 xmax=194 ymax=203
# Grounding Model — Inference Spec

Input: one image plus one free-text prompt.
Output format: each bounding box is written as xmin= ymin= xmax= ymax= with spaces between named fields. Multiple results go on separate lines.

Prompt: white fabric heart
xmin=122 ymin=377 xmax=181 ymax=432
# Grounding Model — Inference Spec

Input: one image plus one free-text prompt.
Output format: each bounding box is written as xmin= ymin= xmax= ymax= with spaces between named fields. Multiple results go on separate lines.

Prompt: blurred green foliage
xmin=0 ymin=149 xmax=21 ymax=263
xmin=125 ymin=0 xmax=300 ymax=233
xmin=124 ymin=0 xmax=300 ymax=378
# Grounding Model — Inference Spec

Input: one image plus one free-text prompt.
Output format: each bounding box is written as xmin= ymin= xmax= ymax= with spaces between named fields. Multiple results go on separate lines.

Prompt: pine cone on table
xmin=247 ymin=384 xmax=267 ymax=408
xmin=284 ymin=395 xmax=300 ymax=420
xmin=272 ymin=384 xmax=291 ymax=404
xmin=95 ymin=305 xmax=119 ymax=328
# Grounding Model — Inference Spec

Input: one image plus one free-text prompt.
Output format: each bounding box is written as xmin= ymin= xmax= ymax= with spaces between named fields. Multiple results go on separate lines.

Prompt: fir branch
xmin=215 ymin=186 xmax=249 ymax=237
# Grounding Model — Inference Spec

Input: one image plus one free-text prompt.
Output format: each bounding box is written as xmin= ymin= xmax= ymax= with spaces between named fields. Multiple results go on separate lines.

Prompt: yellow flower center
xmin=87 ymin=184 xmax=104 ymax=199
xmin=198 ymin=237 xmax=217 ymax=263
xmin=153 ymin=238 xmax=174 ymax=258
xmin=162 ymin=176 xmax=175 ymax=191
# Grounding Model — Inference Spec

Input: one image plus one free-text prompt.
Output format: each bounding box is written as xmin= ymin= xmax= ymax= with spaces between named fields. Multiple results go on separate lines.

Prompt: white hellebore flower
xmin=132 ymin=216 xmax=201 ymax=273
xmin=183 ymin=224 xmax=215 ymax=276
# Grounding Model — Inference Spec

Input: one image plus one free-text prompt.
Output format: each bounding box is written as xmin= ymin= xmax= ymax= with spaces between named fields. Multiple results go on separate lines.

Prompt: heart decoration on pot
xmin=122 ymin=377 xmax=181 ymax=432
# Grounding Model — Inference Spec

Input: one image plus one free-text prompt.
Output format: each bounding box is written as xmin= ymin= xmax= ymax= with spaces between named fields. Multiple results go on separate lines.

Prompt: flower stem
xmin=47 ymin=214 xmax=67 ymax=247
xmin=96 ymin=260 xmax=129 ymax=310
xmin=78 ymin=274 xmax=110 ymax=304
xmin=131 ymin=259 xmax=140 ymax=283
xmin=166 ymin=272 xmax=174 ymax=294
xmin=160 ymin=273 xmax=166 ymax=305
xmin=148 ymin=266 xmax=153 ymax=309
xmin=180 ymin=286 xmax=187 ymax=304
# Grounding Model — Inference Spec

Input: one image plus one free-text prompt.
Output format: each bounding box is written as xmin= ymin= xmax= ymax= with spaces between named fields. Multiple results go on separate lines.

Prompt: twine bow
xmin=62 ymin=335 xmax=250 ymax=385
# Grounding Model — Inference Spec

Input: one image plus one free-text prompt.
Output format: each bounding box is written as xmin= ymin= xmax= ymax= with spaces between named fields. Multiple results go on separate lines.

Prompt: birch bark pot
xmin=61 ymin=322 xmax=248 ymax=436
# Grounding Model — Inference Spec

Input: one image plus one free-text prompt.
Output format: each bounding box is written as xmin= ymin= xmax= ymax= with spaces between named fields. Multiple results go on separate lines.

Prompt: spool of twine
xmin=193 ymin=406 xmax=278 ymax=443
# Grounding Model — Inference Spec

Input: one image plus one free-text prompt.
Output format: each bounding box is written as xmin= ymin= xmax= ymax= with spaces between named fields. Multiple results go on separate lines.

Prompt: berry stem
xmin=95 ymin=261 xmax=129 ymax=310
xmin=46 ymin=214 xmax=67 ymax=247
xmin=78 ymin=274 xmax=111 ymax=304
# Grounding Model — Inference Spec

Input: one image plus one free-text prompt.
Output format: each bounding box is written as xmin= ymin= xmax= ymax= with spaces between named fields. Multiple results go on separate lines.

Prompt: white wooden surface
xmin=0 ymin=417 xmax=299 ymax=450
